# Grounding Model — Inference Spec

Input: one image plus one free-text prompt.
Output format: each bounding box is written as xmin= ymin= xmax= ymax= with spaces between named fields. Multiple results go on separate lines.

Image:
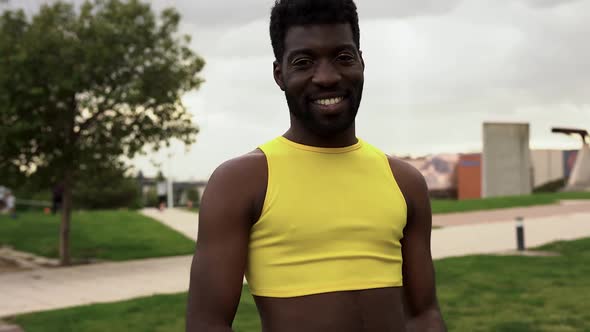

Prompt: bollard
xmin=516 ymin=216 xmax=525 ymax=251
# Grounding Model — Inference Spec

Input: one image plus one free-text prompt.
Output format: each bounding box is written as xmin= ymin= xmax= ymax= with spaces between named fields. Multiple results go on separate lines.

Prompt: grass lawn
xmin=10 ymin=237 xmax=590 ymax=332
xmin=0 ymin=210 xmax=195 ymax=262
xmin=9 ymin=289 xmax=260 ymax=332
xmin=435 ymin=238 xmax=590 ymax=331
xmin=431 ymin=191 xmax=590 ymax=214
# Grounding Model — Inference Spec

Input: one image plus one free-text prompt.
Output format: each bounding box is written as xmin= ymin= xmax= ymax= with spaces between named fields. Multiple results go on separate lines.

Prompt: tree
xmin=186 ymin=187 xmax=201 ymax=208
xmin=0 ymin=0 xmax=204 ymax=265
xmin=73 ymin=163 xmax=142 ymax=210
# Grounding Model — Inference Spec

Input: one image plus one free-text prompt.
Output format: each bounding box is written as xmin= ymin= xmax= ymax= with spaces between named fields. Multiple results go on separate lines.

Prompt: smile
xmin=313 ymin=97 xmax=344 ymax=106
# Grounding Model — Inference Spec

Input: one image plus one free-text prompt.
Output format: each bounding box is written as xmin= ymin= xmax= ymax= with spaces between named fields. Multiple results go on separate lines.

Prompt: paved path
xmin=432 ymin=212 xmax=590 ymax=259
xmin=141 ymin=208 xmax=198 ymax=240
xmin=0 ymin=208 xmax=200 ymax=318
xmin=0 ymin=255 xmax=192 ymax=318
xmin=433 ymin=200 xmax=590 ymax=227
xmin=1 ymin=206 xmax=589 ymax=318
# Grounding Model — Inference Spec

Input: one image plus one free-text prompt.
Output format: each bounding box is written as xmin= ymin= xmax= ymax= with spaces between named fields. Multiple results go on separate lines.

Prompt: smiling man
xmin=186 ymin=0 xmax=446 ymax=331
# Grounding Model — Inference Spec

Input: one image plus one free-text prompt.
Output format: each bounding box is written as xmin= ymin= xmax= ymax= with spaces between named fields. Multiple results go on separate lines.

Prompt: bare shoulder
xmin=385 ymin=155 xmax=428 ymax=212
xmin=210 ymin=149 xmax=267 ymax=182
xmin=203 ymin=149 xmax=268 ymax=222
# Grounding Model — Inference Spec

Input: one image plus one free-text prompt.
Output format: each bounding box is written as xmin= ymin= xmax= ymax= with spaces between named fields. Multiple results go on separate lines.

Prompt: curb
xmin=0 ymin=323 xmax=24 ymax=332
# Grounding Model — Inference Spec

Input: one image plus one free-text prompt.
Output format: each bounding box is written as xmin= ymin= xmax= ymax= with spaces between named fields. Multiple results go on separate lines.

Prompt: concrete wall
xmin=566 ymin=144 xmax=590 ymax=191
xmin=482 ymin=123 xmax=532 ymax=197
xmin=530 ymin=149 xmax=565 ymax=188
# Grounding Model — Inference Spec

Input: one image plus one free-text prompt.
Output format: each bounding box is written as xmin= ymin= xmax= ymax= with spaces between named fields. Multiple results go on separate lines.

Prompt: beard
xmin=285 ymin=84 xmax=364 ymax=138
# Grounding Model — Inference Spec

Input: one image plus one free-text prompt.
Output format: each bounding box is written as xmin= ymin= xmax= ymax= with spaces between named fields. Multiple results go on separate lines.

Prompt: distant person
xmin=5 ymin=190 xmax=16 ymax=219
xmin=186 ymin=0 xmax=446 ymax=331
xmin=0 ymin=185 xmax=6 ymax=211
xmin=157 ymin=179 xmax=167 ymax=211
xmin=51 ymin=183 xmax=64 ymax=214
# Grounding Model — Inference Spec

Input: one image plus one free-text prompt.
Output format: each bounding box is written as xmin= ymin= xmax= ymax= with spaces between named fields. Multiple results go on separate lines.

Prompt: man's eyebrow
xmin=336 ymin=45 xmax=359 ymax=53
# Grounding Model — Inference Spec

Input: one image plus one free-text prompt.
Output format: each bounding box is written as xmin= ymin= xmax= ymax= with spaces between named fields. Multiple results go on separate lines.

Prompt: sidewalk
xmin=141 ymin=208 xmax=198 ymax=240
xmin=432 ymin=212 xmax=590 ymax=259
xmin=0 ymin=255 xmax=192 ymax=318
xmin=433 ymin=200 xmax=590 ymax=227
xmin=1 ymin=207 xmax=589 ymax=318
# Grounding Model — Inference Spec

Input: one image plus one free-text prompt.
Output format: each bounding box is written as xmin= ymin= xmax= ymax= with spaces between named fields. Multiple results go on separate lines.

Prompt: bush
xmin=145 ymin=187 xmax=159 ymax=208
xmin=533 ymin=178 xmax=566 ymax=193
xmin=73 ymin=176 xmax=141 ymax=210
xmin=72 ymin=165 xmax=142 ymax=210
xmin=186 ymin=187 xmax=201 ymax=208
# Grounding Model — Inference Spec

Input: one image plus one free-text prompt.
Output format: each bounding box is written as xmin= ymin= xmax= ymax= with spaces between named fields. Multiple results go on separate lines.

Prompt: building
xmin=136 ymin=172 xmax=207 ymax=207
xmin=400 ymin=148 xmax=578 ymax=200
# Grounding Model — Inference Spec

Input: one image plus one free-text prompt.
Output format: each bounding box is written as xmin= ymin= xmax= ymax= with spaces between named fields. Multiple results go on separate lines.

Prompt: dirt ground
xmin=0 ymin=257 xmax=25 ymax=273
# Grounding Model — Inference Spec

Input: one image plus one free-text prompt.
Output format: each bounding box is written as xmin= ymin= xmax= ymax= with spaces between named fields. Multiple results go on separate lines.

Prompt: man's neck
xmin=283 ymin=124 xmax=358 ymax=148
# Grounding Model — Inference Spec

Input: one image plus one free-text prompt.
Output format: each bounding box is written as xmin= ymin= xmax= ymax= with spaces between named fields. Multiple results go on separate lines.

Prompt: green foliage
xmin=533 ymin=178 xmax=567 ymax=193
xmin=144 ymin=186 xmax=159 ymax=208
xmin=73 ymin=166 xmax=141 ymax=210
xmin=0 ymin=0 xmax=204 ymax=263
xmin=186 ymin=187 xmax=200 ymax=207
xmin=0 ymin=0 xmax=204 ymax=191
xmin=0 ymin=210 xmax=195 ymax=261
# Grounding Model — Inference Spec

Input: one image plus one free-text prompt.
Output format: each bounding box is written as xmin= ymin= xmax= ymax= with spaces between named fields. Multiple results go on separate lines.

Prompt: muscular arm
xmin=186 ymin=152 xmax=267 ymax=332
xmin=388 ymin=157 xmax=446 ymax=332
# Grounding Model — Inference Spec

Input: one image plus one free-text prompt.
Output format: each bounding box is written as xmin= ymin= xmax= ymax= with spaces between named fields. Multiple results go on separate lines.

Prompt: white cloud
xmin=137 ymin=0 xmax=590 ymax=179
xmin=4 ymin=0 xmax=589 ymax=179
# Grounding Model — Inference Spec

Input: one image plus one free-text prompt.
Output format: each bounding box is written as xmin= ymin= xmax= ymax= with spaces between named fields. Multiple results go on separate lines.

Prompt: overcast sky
xmin=6 ymin=0 xmax=590 ymax=180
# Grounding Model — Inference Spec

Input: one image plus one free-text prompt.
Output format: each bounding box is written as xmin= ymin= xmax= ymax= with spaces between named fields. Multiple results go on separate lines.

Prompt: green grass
xmin=10 ymin=238 xmax=590 ymax=332
xmin=182 ymin=207 xmax=199 ymax=213
xmin=435 ymin=237 xmax=590 ymax=331
xmin=0 ymin=210 xmax=195 ymax=261
xmin=10 ymin=288 xmax=260 ymax=332
xmin=431 ymin=191 xmax=590 ymax=214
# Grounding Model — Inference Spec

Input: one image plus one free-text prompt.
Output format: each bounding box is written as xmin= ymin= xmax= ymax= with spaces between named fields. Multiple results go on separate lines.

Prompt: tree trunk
xmin=59 ymin=172 xmax=73 ymax=266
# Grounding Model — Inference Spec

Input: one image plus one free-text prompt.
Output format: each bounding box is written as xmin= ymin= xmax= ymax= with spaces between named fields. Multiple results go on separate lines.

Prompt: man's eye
xmin=292 ymin=58 xmax=313 ymax=67
xmin=337 ymin=53 xmax=356 ymax=63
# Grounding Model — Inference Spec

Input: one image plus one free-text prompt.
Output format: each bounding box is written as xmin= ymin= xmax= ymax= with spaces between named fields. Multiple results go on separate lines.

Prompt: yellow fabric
xmin=245 ymin=136 xmax=407 ymax=298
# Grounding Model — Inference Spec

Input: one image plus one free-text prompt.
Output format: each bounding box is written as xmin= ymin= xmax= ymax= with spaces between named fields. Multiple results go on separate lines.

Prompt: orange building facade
xmin=457 ymin=154 xmax=482 ymax=200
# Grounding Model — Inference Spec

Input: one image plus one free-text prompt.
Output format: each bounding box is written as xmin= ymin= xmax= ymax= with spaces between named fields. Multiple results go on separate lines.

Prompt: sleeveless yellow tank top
xmin=245 ymin=136 xmax=407 ymax=297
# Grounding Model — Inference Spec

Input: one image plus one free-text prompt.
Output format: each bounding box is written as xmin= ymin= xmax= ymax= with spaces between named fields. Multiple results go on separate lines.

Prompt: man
xmin=5 ymin=190 xmax=16 ymax=219
xmin=0 ymin=185 xmax=6 ymax=211
xmin=157 ymin=177 xmax=168 ymax=211
xmin=51 ymin=183 xmax=63 ymax=215
xmin=186 ymin=0 xmax=446 ymax=331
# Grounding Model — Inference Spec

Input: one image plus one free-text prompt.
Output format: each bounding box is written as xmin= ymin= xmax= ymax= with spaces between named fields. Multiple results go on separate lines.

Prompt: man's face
xmin=274 ymin=23 xmax=365 ymax=137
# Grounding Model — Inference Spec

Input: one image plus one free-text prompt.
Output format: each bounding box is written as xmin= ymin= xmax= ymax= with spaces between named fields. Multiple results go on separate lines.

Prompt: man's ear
xmin=273 ymin=60 xmax=286 ymax=91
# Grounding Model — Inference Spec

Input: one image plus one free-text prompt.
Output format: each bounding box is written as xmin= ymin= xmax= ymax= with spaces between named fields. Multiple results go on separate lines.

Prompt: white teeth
xmin=314 ymin=97 xmax=344 ymax=106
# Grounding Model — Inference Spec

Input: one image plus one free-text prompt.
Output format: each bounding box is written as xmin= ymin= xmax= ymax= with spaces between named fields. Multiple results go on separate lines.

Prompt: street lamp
xmin=167 ymin=151 xmax=174 ymax=208
xmin=552 ymin=127 xmax=590 ymax=191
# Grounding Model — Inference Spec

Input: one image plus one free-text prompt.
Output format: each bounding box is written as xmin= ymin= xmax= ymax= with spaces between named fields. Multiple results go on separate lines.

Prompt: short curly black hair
xmin=270 ymin=0 xmax=360 ymax=62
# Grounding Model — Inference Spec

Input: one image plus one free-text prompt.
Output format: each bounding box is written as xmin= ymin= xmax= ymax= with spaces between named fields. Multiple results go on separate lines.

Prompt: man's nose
xmin=311 ymin=60 xmax=341 ymax=87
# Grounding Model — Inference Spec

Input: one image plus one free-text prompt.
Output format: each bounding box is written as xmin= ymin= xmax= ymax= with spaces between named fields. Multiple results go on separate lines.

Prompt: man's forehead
xmin=283 ymin=23 xmax=355 ymax=52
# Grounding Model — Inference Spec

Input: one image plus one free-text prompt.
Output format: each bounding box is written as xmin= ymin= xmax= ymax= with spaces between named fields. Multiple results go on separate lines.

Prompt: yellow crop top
xmin=245 ymin=136 xmax=407 ymax=298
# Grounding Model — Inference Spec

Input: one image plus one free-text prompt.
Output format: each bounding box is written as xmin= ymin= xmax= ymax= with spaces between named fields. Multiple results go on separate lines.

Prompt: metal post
xmin=166 ymin=151 xmax=174 ymax=208
xmin=167 ymin=178 xmax=174 ymax=208
xmin=516 ymin=216 xmax=525 ymax=251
